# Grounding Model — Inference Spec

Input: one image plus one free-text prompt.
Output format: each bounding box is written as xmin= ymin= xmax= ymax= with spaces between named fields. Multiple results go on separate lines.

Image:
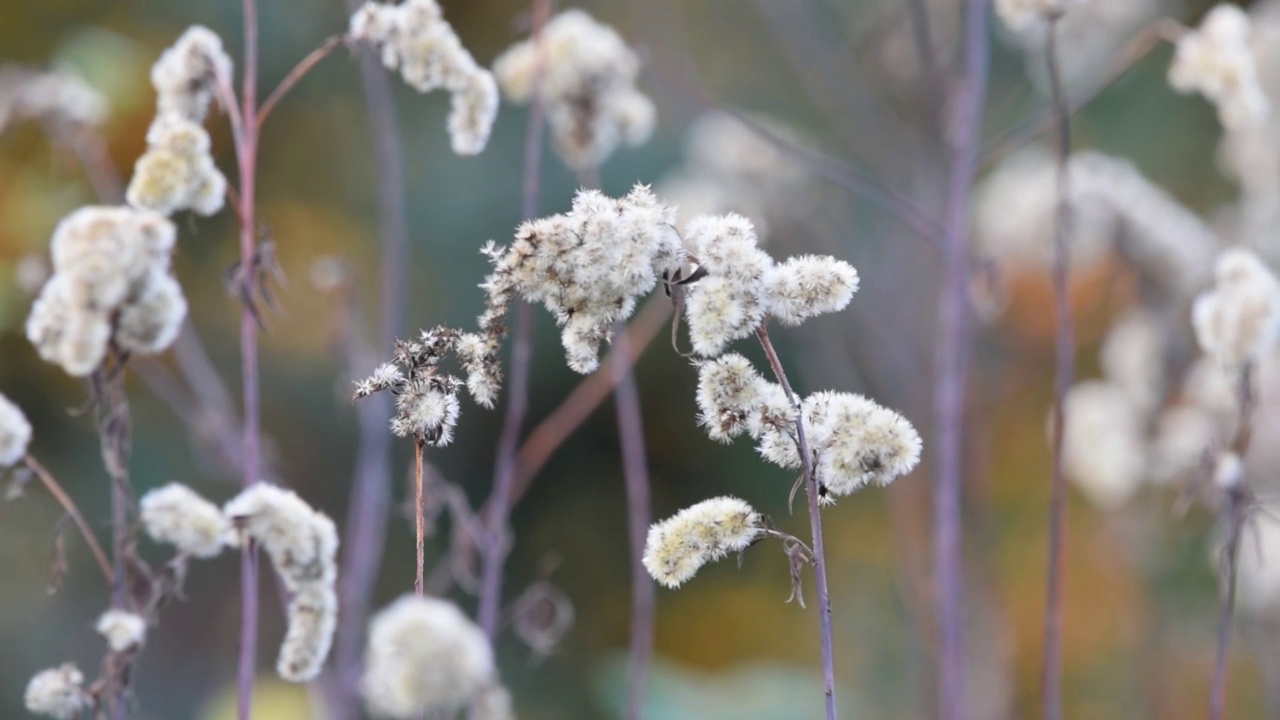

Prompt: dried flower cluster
xmin=95 ymin=610 xmax=147 ymax=652
xmin=1060 ymin=380 xmax=1148 ymax=509
xmin=994 ymin=0 xmax=1072 ymax=32
xmin=23 ymin=664 xmax=88 ymax=720
xmin=0 ymin=392 xmax=32 ymax=467
xmin=353 ymin=326 xmax=498 ymax=442
xmin=361 ymin=595 xmax=509 ymax=719
xmin=1169 ymin=4 xmax=1270 ymax=129
xmin=493 ymin=9 xmax=655 ymax=171
xmin=139 ymin=482 xmax=232 ymax=558
xmin=26 ymin=206 xmax=187 ymax=376
xmin=477 ymin=185 xmax=682 ymax=373
xmin=350 ymin=0 xmax=497 ymax=155
xmin=1192 ymin=247 xmax=1280 ymax=368
xmin=224 ymin=484 xmax=338 ymax=682
xmin=642 ymin=496 xmax=762 ymax=588
xmin=149 ymin=26 xmax=232 ymax=122
xmin=0 ymin=66 xmax=107 ymax=134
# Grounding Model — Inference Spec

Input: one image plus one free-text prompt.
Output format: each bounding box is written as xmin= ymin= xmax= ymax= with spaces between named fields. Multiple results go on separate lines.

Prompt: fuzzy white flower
xmin=642 ymin=496 xmax=762 ymax=588
xmin=1170 ymin=4 xmax=1270 ymax=129
xmin=224 ymin=484 xmax=338 ymax=681
xmin=150 ymin=26 xmax=233 ymax=122
xmin=350 ymin=0 xmax=497 ymax=155
xmin=681 ymin=214 xmax=771 ymax=356
xmin=1099 ymin=308 xmax=1166 ymax=417
xmin=24 ymin=664 xmax=87 ymax=719
xmin=1192 ymin=248 xmax=1280 ymax=368
xmin=139 ymin=483 xmax=230 ymax=558
xmin=127 ymin=114 xmax=226 ymax=216
xmin=361 ymin=595 xmax=498 ymax=718
xmin=695 ymin=353 xmax=768 ymax=442
xmin=1060 ymin=380 xmax=1147 ymax=510
xmin=761 ymin=255 xmax=859 ymax=326
xmin=0 ymin=392 xmax=32 ymax=467
xmin=116 ymin=270 xmax=189 ymax=354
xmin=0 ymin=66 xmax=107 ymax=134
xmin=95 ymin=609 xmax=146 ymax=652
xmin=493 ymin=9 xmax=655 ymax=171
xmin=392 ymin=380 xmax=461 ymax=444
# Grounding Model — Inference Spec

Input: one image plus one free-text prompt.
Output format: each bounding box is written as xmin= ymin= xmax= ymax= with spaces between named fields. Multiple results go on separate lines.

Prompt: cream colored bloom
xmin=642 ymin=496 xmax=762 ymax=588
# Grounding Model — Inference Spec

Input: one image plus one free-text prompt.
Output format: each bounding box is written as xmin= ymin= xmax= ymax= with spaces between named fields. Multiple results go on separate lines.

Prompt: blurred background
xmin=0 ymin=0 xmax=1270 ymax=717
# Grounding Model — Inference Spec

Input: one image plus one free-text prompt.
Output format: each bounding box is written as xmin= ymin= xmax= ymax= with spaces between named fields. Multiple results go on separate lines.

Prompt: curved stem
xmin=256 ymin=35 xmax=348 ymax=131
xmin=23 ymin=455 xmax=114 ymax=585
xmin=755 ymin=324 xmax=837 ymax=720
xmin=1042 ymin=16 xmax=1074 ymax=720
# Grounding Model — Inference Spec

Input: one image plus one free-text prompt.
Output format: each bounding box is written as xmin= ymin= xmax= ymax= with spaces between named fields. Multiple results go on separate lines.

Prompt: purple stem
xmin=611 ymin=328 xmax=655 ymax=720
xmin=332 ymin=1 xmax=410 ymax=706
xmin=755 ymin=325 xmax=837 ymax=720
xmin=1042 ymin=17 xmax=1073 ymax=720
xmin=933 ymin=2 xmax=989 ymax=719
xmin=477 ymin=0 xmax=550 ymax=641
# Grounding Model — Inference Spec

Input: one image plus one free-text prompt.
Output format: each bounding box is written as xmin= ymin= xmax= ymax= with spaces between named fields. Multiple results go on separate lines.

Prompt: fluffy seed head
xmin=150 ymin=26 xmax=233 ymax=122
xmin=139 ymin=483 xmax=230 ymax=558
xmin=24 ymin=664 xmax=87 ymax=719
xmin=802 ymin=391 xmax=923 ymax=498
xmin=681 ymin=214 xmax=771 ymax=356
xmin=279 ymin=585 xmax=338 ymax=682
xmin=1192 ymin=248 xmax=1280 ymax=367
xmin=361 ymin=595 xmax=497 ymax=718
xmin=116 ymin=270 xmax=189 ymax=354
xmin=127 ymin=114 xmax=226 ymax=216
xmin=1060 ymin=380 xmax=1147 ymax=510
xmin=1169 ymin=4 xmax=1270 ymax=128
xmin=642 ymin=496 xmax=762 ymax=588
xmin=761 ymin=255 xmax=859 ymax=326
xmin=695 ymin=353 xmax=768 ymax=442
xmin=0 ymin=67 xmax=107 ymax=133
xmin=95 ymin=610 xmax=146 ymax=652
xmin=0 ymin=393 xmax=32 ymax=467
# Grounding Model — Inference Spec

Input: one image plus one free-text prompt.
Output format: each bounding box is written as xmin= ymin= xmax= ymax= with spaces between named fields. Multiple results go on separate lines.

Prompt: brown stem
xmin=415 ymin=438 xmax=426 ymax=596
xmin=754 ymin=323 xmax=837 ymax=720
xmin=256 ymin=35 xmax=349 ymax=130
xmin=612 ymin=327 xmax=655 ymax=720
xmin=1041 ymin=16 xmax=1074 ymax=720
xmin=23 ymin=455 xmax=114 ymax=585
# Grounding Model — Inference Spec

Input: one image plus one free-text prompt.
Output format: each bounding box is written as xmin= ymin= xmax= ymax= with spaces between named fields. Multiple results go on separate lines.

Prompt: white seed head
xmin=1169 ymin=4 xmax=1270 ymax=129
xmin=695 ymin=353 xmax=768 ymax=442
xmin=278 ymin=585 xmax=338 ymax=682
xmin=1099 ymin=308 xmax=1166 ymax=417
xmin=493 ymin=9 xmax=654 ymax=171
xmin=115 ymin=269 xmax=188 ymax=355
xmin=1060 ymin=380 xmax=1147 ymax=510
xmin=26 ymin=277 xmax=111 ymax=377
xmin=0 ymin=67 xmax=107 ymax=133
xmin=642 ymin=496 xmax=762 ymax=588
xmin=350 ymin=0 xmax=497 ymax=154
xmin=681 ymin=214 xmax=771 ymax=356
xmin=95 ymin=609 xmax=147 ymax=652
xmin=24 ymin=664 xmax=87 ymax=720
xmin=361 ymin=595 xmax=496 ymax=718
xmin=1192 ymin=248 xmax=1280 ymax=367
xmin=150 ymin=26 xmax=233 ymax=122
xmin=800 ymin=391 xmax=923 ymax=498
xmin=0 ymin=392 xmax=32 ymax=467
xmin=761 ymin=255 xmax=859 ymax=326
xmin=994 ymin=0 xmax=1073 ymax=32
xmin=392 ymin=381 xmax=461 ymax=445
xmin=1236 ymin=517 xmax=1280 ymax=614
xmin=139 ymin=483 xmax=230 ymax=558
xmin=127 ymin=114 xmax=226 ymax=216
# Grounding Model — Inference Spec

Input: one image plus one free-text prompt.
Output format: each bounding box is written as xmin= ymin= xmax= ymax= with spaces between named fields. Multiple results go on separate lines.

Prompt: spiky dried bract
xmin=1060 ymin=380 xmax=1146 ymax=510
xmin=24 ymin=664 xmax=87 ymax=719
xmin=0 ymin=67 xmax=107 ymax=134
xmin=95 ymin=609 xmax=146 ymax=652
xmin=360 ymin=595 xmax=499 ymax=718
xmin=493 ymin=9 xmax=655 ymax=171
xmin=695 ymin=353 xmax=768 ymax=442
xmin=1192 ymin=248 xmax=1280 ymax=367
xmin=127 ymin=114 xmax=226 ymax=216
xmin=224 ymin=484 xmax=338 ymax=682
xmin=480 ymin=185 xmax=682 ymax=373
xmin=762 ymin=255 xmax=859 ymax=326
xmin=150 ymin=26 xmax=233 ymax=122
xmin=642 ymin=496 xmax=762 ymax=588
xmin=350 ymin=0 xmax=497 ymax=155
xmin=26 ymin=206 xmax=186 ymax=376
xmin=1170 ymin=4 xmax=1270 ymax=129
xmin=139 ymin=483 xmax=230 ymax=558
xmin=0 ymin=392 xmax=32 ymax=467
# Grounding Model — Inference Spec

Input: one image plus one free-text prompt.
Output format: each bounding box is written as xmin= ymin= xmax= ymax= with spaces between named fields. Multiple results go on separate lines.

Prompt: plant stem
xmin=754 ymin=323 xmax=837 ymax=720
xmin=934 ymin=2 xmax=989 ymax=718
xmin=23 ymin=455 xmax=114 ymax=585
xmin=256 ymin=34 xmax=348 ymax=130
xmin=333 ymin=4 xmax=409 ymax=708
xmin=1211 ymin=487 xmax=1245 ymax=720
xmin=1042 ymin=16 xmax=1073 ymax=720
xmin=611 ymin=328 xmax=654 ymax=720
xmin=415 ymin=438 xmax=426 ymax=596
xmin=236 ymin=1 xmax=263 ymax=717
xmin=477 ymin=0 xmax=551 ymax=642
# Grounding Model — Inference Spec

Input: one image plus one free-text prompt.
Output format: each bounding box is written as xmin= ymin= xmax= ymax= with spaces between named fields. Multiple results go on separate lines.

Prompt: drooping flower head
xmin=1192 ymin=247 xmax=1280 ymax=368
xmin=642 ymin=496 xmax=762 ymax=588
xmin=24 ymin=664 xmax=88 ymax=720
xmin=139 ymin=483 xmax=231 ymax=558
xmin=96 ymin=610 xmax=147 ymax=652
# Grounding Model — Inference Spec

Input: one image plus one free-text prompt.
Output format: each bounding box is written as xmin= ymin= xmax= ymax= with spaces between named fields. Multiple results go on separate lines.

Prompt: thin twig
xmin=934 ymin=2 xmax=991 ymax=719
xmin=332 ymin=3 xmax=411 ymax=710
xmin=415 ymin=439 xmax=426 ymax=596
xmin=23 ymin=455 xmax=114 ymax=585
xmin=612 ymin=327 xmax=655 ymax=720
xmin=1041 ymin=16 xmax=1074 ymax=720
xmin=755 ymin=323 xmax=837 ymax=720
xmin=256 ymin=35 xmax=349 ymax=130
xmin=477 ymin=0 xmax=552 ymax=642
